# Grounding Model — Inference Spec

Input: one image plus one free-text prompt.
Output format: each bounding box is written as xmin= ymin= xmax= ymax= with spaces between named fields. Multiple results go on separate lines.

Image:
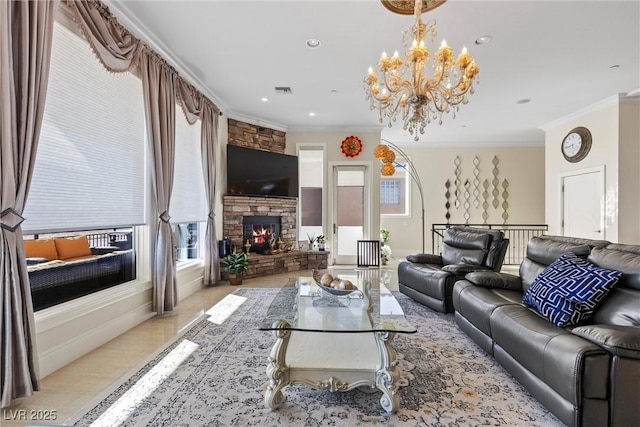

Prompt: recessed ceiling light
xmin=308 ymin=112 xmax=316 ymax=117
xmin=475 ymin=35 xmax=493 ymax=45
xmin=609 ymin=64 xmax=620 ymax=69
xmin=516 ymin=98 xmax=531 ymax=104
xmin=331 ymin=89 xmax=338 ymax=94
xmin=306 ymin=38 xmax=321 ymax=48
xmin=260 ymin=97 xmax=269 ymax=102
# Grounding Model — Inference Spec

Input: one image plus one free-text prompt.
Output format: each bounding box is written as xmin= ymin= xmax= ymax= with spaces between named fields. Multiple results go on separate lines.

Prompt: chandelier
xmin=364 ymin=0 xmax=480 ymax=141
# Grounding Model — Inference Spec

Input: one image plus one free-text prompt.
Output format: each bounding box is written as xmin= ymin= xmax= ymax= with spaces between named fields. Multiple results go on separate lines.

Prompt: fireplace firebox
xmin=242 ymin=216 xmax=281 ymax=253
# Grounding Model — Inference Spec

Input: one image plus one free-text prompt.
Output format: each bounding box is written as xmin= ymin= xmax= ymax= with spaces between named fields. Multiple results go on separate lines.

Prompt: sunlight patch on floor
xmin=90 ymin=339 xmax=199 ymax=427
xmin=205 ymin=293 xmax=247 ymax=325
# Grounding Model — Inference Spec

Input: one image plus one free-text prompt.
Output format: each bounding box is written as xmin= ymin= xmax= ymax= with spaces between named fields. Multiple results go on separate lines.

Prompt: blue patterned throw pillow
xmin=522 ymin=252 xmax=622 ymax=327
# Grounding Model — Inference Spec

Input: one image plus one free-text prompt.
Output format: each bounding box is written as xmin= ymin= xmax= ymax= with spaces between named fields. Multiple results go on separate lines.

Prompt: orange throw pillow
xmin=54 ymin=236 xmax=92 ymax=260
xmin=24 ymin=239 xmax=59 ymax=260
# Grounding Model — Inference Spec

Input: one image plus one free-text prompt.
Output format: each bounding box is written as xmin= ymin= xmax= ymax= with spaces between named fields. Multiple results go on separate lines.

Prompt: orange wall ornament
xmin=340 ymin=135 xmax=363 ymax=158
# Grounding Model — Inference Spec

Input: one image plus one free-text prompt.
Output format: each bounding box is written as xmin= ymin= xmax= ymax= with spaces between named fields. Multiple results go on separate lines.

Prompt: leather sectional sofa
xmin=452 ymin=235 xmax=640 ymax=427
xmin=398 ymin=226 xmax=509 ymax=313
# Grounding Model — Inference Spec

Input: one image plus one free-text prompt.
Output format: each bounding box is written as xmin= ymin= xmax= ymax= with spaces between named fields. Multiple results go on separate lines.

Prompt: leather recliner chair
xmin=398 ymin=226 xmax=509 ymax=313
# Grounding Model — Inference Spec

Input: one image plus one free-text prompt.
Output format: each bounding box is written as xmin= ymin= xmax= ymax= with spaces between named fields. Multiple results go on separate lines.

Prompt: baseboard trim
xmin=38 ymin=302 xmax=154 ymax=378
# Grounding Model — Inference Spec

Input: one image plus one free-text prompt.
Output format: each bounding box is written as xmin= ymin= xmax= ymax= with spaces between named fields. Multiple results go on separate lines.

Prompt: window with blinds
xmin=22 ymin=22 xmax=146 ymax=234
xmin=170 ymin=111 xmax=206 ymax=224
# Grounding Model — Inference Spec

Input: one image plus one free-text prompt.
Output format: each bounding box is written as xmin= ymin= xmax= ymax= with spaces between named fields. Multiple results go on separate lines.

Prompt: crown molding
xmin=103 ymin=1 xmax=228 ymax=114
xmin=286 ymin=125 xmax=384 ymax=134
xmin=539 ymin=94 xmax=623 ymax=131
xmin=226 ymin=112 xmax=288 ymax=133
xmin=388 ymin=140 xmax=545 ymax=148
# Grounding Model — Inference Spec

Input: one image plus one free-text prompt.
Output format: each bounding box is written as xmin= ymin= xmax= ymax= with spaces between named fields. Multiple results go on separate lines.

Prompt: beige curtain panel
xmin=200 ymin=102 xmax=221 ymax=286
xmin=142 ymin=52 xmax=179 ymax=314
xmin=177 ymin=79 xmax=221 ymax=286
xmin=0 ymin=0 xmax=58 ymax=408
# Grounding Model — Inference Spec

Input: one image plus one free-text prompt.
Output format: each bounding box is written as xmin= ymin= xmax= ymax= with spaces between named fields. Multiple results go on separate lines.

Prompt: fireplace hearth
xmin=243 ymin=216 xmax=281 ymax=253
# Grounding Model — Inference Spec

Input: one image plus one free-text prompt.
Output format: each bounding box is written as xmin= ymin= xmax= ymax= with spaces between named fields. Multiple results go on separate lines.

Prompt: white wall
xmin=543 ymin=94 xmax=640 ymax=244
xmin=379 ymin=146 xmax=545 ymax=256
xmin=618 ymin=99 xmax=640 ymax=243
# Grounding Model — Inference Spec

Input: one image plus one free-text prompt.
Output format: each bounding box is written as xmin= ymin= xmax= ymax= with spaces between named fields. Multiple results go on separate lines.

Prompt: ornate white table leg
xmin=264 ymin=320 xmax=291 ymax=410
xmin=374 ymin=330 xmax=400 ymax=413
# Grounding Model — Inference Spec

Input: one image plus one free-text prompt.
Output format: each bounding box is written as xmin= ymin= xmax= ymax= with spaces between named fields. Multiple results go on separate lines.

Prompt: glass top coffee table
xmin=259 ymin=270 xmax=417 ymax=413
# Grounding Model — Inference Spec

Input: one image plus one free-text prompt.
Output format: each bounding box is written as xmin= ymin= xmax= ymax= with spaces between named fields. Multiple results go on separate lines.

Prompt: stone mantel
xmin=222 ymin=195 xmax=328 ymax=279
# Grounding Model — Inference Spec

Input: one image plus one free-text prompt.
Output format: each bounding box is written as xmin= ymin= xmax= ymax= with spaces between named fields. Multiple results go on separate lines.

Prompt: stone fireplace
xmin=223 ymin=196 xmax=296 ymax=253
xmin=243 ymin=215 xmax=281 ymax=253
xmin=221 ymin=122 xmax=328 ymax=278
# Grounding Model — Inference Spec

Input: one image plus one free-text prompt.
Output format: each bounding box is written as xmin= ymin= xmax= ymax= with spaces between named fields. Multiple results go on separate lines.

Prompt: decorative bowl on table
xmin=312 ymin=269 xmax=360 ymax=296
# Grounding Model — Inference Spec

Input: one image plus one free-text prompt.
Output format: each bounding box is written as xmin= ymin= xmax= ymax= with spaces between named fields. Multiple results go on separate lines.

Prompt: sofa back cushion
xmin=448 ymin=226 xmax=509 ymax=271
xmin=54 ymin=236 xmax=92 ymax=260
xmin=441 ymin=228 xmax=492 ymax=266
xmin=24 ymin=239 xmax=59 ymax=261
xmin=520 ymin=236 xmax=595 ymax=292
xmin=588 ymin=245 xmax=640 ymax=326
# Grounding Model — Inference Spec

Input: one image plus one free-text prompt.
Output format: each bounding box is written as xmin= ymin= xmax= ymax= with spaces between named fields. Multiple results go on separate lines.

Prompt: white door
xmin=562 ymin=168 xmax=604 ymax=239
xmin=330 ymin=165 xmax=369 ymax=265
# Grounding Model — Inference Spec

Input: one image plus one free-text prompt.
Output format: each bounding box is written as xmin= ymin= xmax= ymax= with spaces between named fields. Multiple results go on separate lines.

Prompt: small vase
xmin=318 ymin=243 xmax=325 ymax=251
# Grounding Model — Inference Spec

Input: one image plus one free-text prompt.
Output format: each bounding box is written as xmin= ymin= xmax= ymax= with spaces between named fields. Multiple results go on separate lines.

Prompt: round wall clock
xmin=341 ymin=136 xmax=363 ymax=158
xmin=561 ymin=127 xmax=592 ymax=163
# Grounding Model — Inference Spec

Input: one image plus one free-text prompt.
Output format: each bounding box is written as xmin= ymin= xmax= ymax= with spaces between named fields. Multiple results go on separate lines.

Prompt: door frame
xmin=328 ymin=161 xmax=374 ymax=265
xmin=559 ymin=165 xmax=605 ymax=239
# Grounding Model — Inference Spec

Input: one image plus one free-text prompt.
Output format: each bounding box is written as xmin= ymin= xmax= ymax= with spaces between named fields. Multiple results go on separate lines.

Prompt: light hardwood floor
xmin=2 ymin=264 xmax=399 ymax=426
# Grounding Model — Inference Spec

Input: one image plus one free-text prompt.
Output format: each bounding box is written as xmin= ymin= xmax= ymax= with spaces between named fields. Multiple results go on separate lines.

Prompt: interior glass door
xmin=333 ymin=166 xmax=366 ymax=265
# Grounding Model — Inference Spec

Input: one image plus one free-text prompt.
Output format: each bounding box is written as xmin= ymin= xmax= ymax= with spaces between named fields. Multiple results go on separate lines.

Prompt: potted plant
xmin=307 ymin=233 xmax=316 ymax=251
xmin=222 ymin=252 xmax=249 ymax=286
xmin=316 ymin=235 xmax=326 ymax=251
xmin=380 ymin=228 xmax=391 ymax=265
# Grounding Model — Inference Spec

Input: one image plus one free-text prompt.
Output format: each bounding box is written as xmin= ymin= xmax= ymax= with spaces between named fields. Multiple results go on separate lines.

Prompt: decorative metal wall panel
xmin=463 ymin=179 xmax=471 ymax=223
xmin=454 ymin=156 xmax=461 ymax=209
xmin=444 ymin=179 xmax=451 ymax=224
xmin=491 ymin=156 xmax=500 ymax=209
xmin=472 ymin=156 xmax=480 ymax=209
xmin=482 ymin=179 xmax=490 ymax=224
xmin=502 ymin=179 xmax=510 ymax=224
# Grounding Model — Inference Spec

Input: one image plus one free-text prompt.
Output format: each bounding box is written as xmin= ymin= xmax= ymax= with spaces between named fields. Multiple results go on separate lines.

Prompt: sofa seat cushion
xmin=492 ymin=304 xmax=609 ymax=404
xmin=398 ymin=262 xmax=454 ymax=301
xmin=26 ymin=257 xmax=49 ymax=266
xmin=523 ymin=252 xmax=622 ymax=327
xmin=453 ymin=280 xmax=523 ymax=337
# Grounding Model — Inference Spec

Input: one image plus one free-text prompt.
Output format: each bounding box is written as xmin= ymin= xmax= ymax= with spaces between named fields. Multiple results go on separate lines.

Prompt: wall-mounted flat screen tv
xmin=226 ymin=145 xmax=298 ymax=198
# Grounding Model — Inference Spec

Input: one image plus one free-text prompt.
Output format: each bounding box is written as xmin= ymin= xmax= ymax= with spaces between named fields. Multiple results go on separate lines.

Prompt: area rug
xmin=73 ymin=287 xmax=563 ymax=426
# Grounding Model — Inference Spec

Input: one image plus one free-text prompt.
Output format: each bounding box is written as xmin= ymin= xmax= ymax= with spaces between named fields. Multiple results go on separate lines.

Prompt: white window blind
xmin=22 ymin=22 xmax=146 ymax=234
xmin=170 ymin=111 xmax=206 ymax=223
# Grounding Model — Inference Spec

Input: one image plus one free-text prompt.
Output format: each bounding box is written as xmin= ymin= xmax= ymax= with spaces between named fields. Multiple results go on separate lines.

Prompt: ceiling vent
xmin=275 ymin=87 xmax=293 ymax=94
